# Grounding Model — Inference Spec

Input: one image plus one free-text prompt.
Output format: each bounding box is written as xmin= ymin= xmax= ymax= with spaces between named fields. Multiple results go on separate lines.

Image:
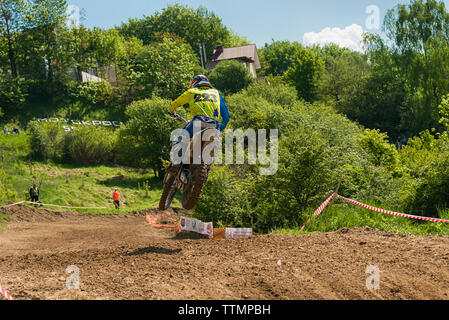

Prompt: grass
xmin=0 ymin=134 xmax=174 ymax=215
xmin=273 ymin=203 xmax=449 ymax=237
xmin=4 ymin=162 xmax=176 ymax=214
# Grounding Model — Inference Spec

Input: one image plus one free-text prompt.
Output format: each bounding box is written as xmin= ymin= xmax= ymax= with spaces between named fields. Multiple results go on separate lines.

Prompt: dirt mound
xmin=1 ymin=205 xmax=83 ymax=223
xmin=134 ymin=207 xmax=191 ymax=219
xmin=2 ymin=209 xmax=449 ymax=300
xmin=0 ymin=205 xmax=190 ymax=223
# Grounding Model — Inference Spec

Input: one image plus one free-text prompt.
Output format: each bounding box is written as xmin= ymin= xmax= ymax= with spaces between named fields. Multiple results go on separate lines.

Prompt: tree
xmin=0 ymin=0 xmax=28 ymax=78
xmin=70 ymin=25 xmax=94 ymax=74
xmin=26 ymin=0 xmax=69 ymax=81
xmin=259 ymin=40 xmax=302 ymax=76
xmin=284 ymin=47 xmax=324 ymax=101
xmin=132 ymin=37 xmax=198 ymax=100
xmin=381 ymin=0 xmax=449 ymax=133
xmin=438 ymin=94 xmax=449 ymax=130
xmin=0 ymin=76 xmax=27 ymax=116
xmin=316 ymin=44 xmax=369 ymax=105
xmin=320 ymin=37 xmax=407 ymax=137
xmin=90 ymin=28 xmax=126 ymax=68
xmin=384 ymin=0 xmax=449 ymax=55
xmin=115 ymin=36 xmax=144 ymax=104
xmin=208 ymin=60 xmax=254 ymax=95
xmin=227 ymin=31 xmax=250 ymax=47
xmin=119 ymin=4 xmax=231 ymax=60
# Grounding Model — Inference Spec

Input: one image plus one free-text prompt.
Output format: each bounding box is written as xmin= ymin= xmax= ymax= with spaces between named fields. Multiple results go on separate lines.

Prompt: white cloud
xmin=303 ymin=24 xmax=365 ymax=52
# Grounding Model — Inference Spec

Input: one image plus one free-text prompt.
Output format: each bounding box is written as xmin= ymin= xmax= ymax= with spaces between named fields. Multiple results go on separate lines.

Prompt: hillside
xmin=0 ymin=134 xmax=171 ymax=214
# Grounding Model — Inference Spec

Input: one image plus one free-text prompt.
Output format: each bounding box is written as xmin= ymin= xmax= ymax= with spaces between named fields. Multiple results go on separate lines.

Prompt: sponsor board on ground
xmin=180 ymin=216 xmax=214 ymax=237
xmin=225 ymin=228 xmax=253 ymax=239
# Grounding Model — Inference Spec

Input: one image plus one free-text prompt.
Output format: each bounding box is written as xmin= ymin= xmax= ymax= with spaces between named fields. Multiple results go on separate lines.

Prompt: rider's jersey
xmin=170 ymin=87 xmax=230 ymax=132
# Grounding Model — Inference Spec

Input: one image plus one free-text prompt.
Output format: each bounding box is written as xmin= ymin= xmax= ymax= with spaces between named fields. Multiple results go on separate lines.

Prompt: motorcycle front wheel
xmin=159 ymin=172 xmax=178 ymax=210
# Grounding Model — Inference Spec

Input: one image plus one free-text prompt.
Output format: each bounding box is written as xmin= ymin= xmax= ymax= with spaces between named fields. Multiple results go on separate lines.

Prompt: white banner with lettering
xmin=225 ymin=228 xmax=253 ymax=239
xmin=37 ymin=118 xmax=121 ymax=131
xmin=180 ymin=216 xmax=214 ymax=237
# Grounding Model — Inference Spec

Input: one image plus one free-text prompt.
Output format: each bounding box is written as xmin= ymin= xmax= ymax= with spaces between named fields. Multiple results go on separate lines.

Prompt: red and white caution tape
xmin=24 ymin=201 xmax=107 ymax=209
xmin=313 ymin=193 xmax=337 ymax=218
xmin=302 ymin=193 xmax=449 ymax=231
xmin=0 ymin=201 xmax=106 ymax=210
xmin=336 ymin=195 xmax=449 ymax=224
xmin=0 ymin=201 xmax=26 ymax=209
xmin=300 ymin=193 xmax=336 ymax=231
xmin=0 ymin=285 xmax=15 ymax=300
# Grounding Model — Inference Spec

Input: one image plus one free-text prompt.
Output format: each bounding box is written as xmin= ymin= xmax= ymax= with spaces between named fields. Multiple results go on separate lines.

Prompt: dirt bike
xmin=159 ymin=112 xmax=218 ymax=211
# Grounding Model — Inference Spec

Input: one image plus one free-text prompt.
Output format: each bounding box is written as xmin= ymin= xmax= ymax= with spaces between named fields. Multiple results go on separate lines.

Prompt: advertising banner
xmin=180 ymin=217 xmax=214 ymax=237
xmin=225 ymin=228 xmax=253 ymax=239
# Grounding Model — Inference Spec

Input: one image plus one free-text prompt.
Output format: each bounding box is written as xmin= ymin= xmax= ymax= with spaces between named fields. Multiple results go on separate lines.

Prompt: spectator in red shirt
xmin=113 ymin=188 xmax=120 ymax=209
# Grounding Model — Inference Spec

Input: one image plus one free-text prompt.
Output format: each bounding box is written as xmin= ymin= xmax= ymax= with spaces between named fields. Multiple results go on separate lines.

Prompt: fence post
xmin=323 ymin=178 xmax=343 ymax=224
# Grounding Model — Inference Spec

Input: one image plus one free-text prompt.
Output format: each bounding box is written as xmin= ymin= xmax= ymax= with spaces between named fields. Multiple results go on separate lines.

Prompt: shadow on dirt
xmin=125 ymin=246 xmax=182 ymax=256
xmin=171 ymin=232 xmax=208 ymax=240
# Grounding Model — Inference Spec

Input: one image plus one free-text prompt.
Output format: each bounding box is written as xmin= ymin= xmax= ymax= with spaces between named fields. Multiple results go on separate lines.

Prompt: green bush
xmin=248 ymin=128 xmax=339 ymax=232
xmin=203 ymin=82 xmax=404 ymax=232
xmin=208 ymin=60 xmax=254 ymax=95
xmin=227 ymin=94 xmax=288 ymax=132
xmin=69 ymin=81 xmax=115 ymax=106
xmin=117 ymin=97 xmax=181 ymax=177
xmin=243 ymin=77 xmax=299 ymax=109
xmin=357 ymin=129 xmax=402 ymax=174
xmin=62 ymin=126 xmax=117 ymax=164
xmin=28 ymin=121 xmax=116 ymax=164
xmin=195 ymin=166 xmax=252 ymax=228
xmin=28 ymin=121 xmax=65 ymax=160
xmin=399 ymin=131 xmax=449 ymax=216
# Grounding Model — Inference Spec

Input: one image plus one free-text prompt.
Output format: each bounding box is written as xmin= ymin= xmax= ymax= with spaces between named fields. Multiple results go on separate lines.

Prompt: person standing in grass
xmin=113 ymin=188 xmax=120 ymax=209
xmin=29 ymin=183 xmax=41 ymax=207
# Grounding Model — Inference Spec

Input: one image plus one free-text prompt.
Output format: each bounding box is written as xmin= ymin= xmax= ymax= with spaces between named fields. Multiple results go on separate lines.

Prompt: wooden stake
xmin=323 ymin=178 xmax=343 ymax=224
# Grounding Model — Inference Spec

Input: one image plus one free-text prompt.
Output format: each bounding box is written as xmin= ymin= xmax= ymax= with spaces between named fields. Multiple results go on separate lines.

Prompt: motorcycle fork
xmin=172 ymin=165 xmax=190 ymax=190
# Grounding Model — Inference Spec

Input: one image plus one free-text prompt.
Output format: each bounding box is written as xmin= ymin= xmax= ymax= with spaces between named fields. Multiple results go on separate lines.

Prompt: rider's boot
xmin=167 ymin=163 xmax=180 ymax=173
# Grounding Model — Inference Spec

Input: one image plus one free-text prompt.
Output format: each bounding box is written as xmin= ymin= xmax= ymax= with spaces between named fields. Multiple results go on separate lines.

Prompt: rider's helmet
xmin=190 ymin=75 xmax=212 ymax=89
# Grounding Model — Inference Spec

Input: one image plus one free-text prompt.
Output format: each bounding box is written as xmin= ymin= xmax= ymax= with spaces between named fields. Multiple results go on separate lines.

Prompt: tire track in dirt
xmin=1 ymin=206 xmax=449 ymax=300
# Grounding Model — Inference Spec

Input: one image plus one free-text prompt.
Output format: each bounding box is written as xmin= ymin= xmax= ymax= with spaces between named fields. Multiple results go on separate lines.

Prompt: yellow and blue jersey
xmin=170 ymin=87 xmax=230 ymax=132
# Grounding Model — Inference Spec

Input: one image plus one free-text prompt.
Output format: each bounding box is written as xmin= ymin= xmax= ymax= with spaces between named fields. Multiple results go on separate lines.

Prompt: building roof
xmin=211 ymin=44 xmax=261 ymax=69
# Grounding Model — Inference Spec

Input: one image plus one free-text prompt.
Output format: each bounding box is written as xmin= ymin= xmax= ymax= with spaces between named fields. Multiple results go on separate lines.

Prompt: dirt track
xmin=1 ymin=205 xmax=449 ymax=300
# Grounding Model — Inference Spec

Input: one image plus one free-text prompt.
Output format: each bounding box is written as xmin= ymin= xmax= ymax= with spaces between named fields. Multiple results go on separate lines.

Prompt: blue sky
xmin=67 ymin=0 xmax=444 ymax=50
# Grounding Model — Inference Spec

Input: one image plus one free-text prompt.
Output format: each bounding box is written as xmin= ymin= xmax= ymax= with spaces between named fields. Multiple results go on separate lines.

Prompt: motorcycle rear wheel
xmin=182 ymin=164 xmax=209 ymax=210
